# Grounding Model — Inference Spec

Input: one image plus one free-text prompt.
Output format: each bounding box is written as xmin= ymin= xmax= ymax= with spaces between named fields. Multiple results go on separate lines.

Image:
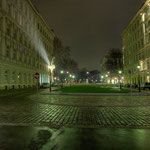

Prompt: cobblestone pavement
xmin=1 ymin=94 xmax=150 ymax=128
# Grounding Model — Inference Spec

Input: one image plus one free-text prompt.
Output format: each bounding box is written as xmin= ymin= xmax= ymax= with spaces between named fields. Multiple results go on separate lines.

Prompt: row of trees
xmin=53 ymin=37 xmax=79 ymax=77
xmin=53 ymin=37 xmax=123 ymax=83
xmin=100 ymin=48 xmax=123 ymax=80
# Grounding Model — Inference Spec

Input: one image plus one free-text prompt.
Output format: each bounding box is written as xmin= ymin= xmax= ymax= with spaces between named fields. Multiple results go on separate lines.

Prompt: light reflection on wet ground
xmin=30 ymin=94 xmax=150 ymax=107
xmin=0 ymin=126 xmax=150 ymax=150
xmin=1 ymin=93 xmax=150 ymax=149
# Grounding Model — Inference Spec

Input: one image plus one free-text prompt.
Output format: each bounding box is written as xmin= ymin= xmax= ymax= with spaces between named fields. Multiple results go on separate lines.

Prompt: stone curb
xmin=40 ymin=92 xmax=150 ymax=96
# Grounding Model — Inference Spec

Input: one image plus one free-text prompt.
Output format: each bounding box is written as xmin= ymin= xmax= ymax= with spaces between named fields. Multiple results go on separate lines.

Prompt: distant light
xmin=67 ymin=71 xmax=69 ymax=74
xmin=137 ymin=65 xmax=141 ymax=69
xmin=87 ymin=72 xmax=89 ymax=74
xmin=118 ymin=71 xmax=122 ymax=74
xmin=60 ymin=70 xmax=64 ymax=74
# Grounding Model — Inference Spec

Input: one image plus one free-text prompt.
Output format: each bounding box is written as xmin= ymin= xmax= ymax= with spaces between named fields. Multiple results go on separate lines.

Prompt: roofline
xmin=27 ymin=0 xmax=55 ymax=37
xmin=122 ymin=0 xmax=150 ymax=37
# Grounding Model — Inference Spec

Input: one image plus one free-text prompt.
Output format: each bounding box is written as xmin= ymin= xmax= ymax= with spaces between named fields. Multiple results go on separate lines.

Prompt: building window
xmin=6 ymin=45 xmax=10 ymax=58
xmin=147 ymin=60 xmax=150 ymax=70
xmin=14 ymin=30 xmax=17 ymax=40
xmin=6 ymin=23 xmax=10 ymax=36
xmin=28 ymin=74 xmax=31 ymax=83
xmin=25 ymin=55 xmax=27 ymax=63
xmin=12 ymin=72 xmax=15 ymax=81
xmin=20 ymin=1 xmax=23 ymax=10
xmin=5 ymin=71 xmax=9 ymax=82
xmin=0 ymin=17 xmax=2 ymax=31
xmin=29 ymin=56 xmax=31 ymax=65
xmin=18 ymin=73 xmax=21 ymax=82
xmin=7 ymin=4 xmax=11 ymax=16
xmin=13 ymin=48 xmax=16 ymax=60
xmin=15 ymin=11 xmax=17 ymax=21
xmin=19 ymin=53 xmax=22 ymax=62
xmin=24 ymin=73 xmax=27 ymax=83
xmin=0 ymin=39 xmax=2 ymax=56
xmin=0 ymin=0 xmax=2 ymax=7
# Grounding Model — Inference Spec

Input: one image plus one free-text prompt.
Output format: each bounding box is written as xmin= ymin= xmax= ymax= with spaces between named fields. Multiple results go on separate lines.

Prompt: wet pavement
xmin=1 ymin=95 xmax=150 ymax=128
xmin=1 ymin=93 xmax=150 ymax=149
xmin=0 ymin=126 xmax=150 ymax=150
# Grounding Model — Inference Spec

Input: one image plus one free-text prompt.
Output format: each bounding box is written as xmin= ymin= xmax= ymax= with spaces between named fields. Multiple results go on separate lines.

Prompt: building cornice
xmin=27 ymin=0 xmax=55 ymax=37
xmin=122 ymin=0 xmax=150 ymax=37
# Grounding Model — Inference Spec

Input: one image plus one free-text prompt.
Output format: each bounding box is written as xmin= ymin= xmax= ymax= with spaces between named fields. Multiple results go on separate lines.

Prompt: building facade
xmin=0 ymin=0 xmax=54 ymax=89
xmin=122 ymin=0 xmax=150 ymax=84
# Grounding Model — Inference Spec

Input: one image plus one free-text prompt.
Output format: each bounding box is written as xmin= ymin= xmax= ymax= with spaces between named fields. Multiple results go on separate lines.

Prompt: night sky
xmin=32 ymin=0 xmax=145 ymax=70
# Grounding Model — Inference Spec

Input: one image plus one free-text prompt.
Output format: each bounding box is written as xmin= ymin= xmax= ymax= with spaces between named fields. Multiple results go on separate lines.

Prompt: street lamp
xmin=49 ymin=65 xmax=55 ymax=92
xmin=60 ymin=70 xmax=64 ymax=88
xmin=69 ymin=74 xmax=72 ymax=86
xmin=137 ymin=65 xmax=141 ymax=92
xmin=105 ymin=74 xmax=108 ymax=84
xmin=118 ymin=70 xmax=122 ymax=89
xmin=101 ymin=76 xmax=104 ymax=84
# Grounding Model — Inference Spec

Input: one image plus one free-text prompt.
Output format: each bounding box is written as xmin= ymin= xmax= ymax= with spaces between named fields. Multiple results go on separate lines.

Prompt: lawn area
xmin=55 ymin=85 xmax=133 ymax=93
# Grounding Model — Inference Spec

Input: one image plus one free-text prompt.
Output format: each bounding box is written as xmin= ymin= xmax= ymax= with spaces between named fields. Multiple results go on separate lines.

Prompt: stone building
xmin=0 ymin=0 xmax=54 ymax=89
xmin=122 ymin=0 xmax=150 ymax=84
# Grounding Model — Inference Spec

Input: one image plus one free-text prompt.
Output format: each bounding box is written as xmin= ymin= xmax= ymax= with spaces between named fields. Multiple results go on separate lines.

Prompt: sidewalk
xmin=124 ymin=87 xmax=150 ymax=94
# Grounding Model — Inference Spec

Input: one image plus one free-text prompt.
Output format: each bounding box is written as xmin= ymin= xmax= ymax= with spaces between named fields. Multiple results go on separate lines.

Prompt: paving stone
xmin=1 ymin=95 xmax=150 ymax=128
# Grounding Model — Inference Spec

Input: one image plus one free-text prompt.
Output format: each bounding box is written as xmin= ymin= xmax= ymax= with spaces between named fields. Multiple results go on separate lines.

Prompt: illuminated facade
xmin=122 ymin=0 xmax=150 ymax=84
xmin=0 ymin=0 xmax=54 ymax=89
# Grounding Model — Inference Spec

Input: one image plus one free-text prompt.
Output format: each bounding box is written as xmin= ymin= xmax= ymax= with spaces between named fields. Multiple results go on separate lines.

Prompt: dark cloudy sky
xmin=32 ymin=0 xmax=145 ymax=70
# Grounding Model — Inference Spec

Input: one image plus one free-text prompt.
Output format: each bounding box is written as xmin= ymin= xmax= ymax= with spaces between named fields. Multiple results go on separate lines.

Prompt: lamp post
xmin=69 ymin=74 xmax=72 ymax=86
xmin=101 ymin=76 xmax=104 ymax=85
xmin=86 ymin=72 xmax=89 ymax=84
xmin=49 ymin=65 xmax=55 ymax=92
xmin=105 ymin=74 xmax=108 ymax=84
xmin=60 ymin=70 xmax=64 ymax=88
xmin=137 ymin=65 xmax=141 ymax=93
xmin=66 ymin=71 xmax=69 ymax=84
xmin=72 ymin=75 xmax=75 ymax=83
xmin=118 ymin=70 xmax=122 ymax=89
